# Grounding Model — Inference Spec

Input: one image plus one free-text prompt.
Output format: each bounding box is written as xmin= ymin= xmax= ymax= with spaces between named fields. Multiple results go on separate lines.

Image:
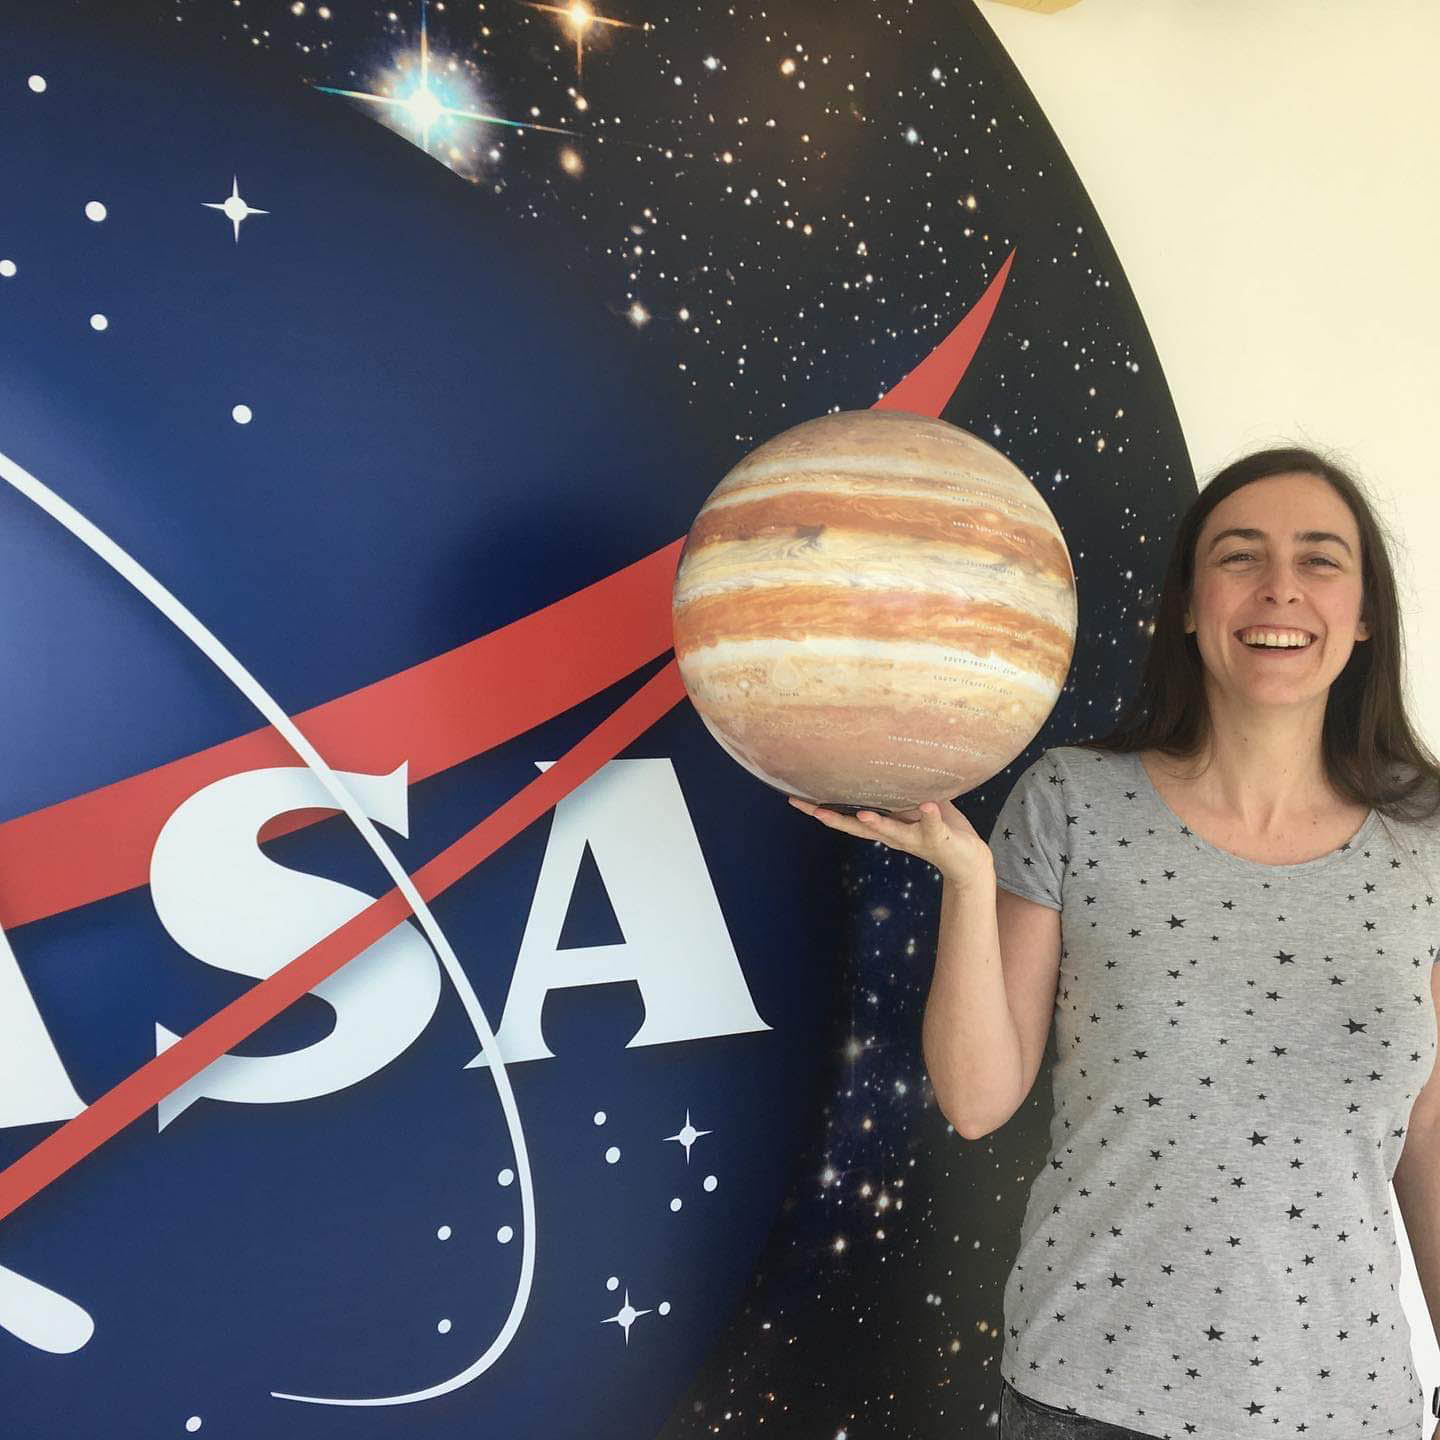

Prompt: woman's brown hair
xmin=1073 ymin=445 xmax=1440 ymax=827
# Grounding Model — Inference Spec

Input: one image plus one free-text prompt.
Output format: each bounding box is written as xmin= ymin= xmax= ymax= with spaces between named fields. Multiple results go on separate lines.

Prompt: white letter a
xmin=468 ymin=758 xmax=769 ymax=1068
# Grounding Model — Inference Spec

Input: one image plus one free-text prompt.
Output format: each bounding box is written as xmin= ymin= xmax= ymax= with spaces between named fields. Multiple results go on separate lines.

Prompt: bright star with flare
xmin=522 ymin=1 xmax=639 ymax=80
xmin=313 ymin=0 xmax=581 ymax=177
xmin=406 ymin=83 xmax=445 ymax=138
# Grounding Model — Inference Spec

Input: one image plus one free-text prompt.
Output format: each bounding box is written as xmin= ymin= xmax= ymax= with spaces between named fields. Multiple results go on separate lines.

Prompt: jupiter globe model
xmin=671 ymin=409 xmax=1078 ymax=814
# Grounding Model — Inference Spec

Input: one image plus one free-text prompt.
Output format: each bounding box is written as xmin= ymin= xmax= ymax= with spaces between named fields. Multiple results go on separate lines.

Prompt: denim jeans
xmin=1000 ymin=1376 xmax=1162 ymax=1440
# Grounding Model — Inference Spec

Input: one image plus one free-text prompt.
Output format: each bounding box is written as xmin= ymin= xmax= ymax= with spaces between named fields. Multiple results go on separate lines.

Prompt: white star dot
xmin=204 ymin=176 xmax=269 ymax=243
xmin=603 ymin=1288 xmax=652 ymax=1345
xmin=231 ymin=404 xmax=253 ymax=424
xmin=664 ymin=1109 xmax=713 ymax=1163
xmin=84 ymin=201 xmax=107 ymax=222
xmin=88 ymin=314 xmax=108 ymax=331
xmin=27 ymin=75 xmax=46 ymax=93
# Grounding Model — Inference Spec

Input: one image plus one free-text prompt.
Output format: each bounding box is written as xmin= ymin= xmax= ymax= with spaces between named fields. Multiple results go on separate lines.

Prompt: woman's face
xmin=1186 ymin=472 xmax=1370 ymax=707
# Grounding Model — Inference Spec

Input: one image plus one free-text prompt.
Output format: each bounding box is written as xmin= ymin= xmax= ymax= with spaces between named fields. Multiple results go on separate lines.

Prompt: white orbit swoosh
xmin=0 ymin=1261 xmax=94 ymax=1354
xmin=0 ymin=447 xmax=535 ymax=1407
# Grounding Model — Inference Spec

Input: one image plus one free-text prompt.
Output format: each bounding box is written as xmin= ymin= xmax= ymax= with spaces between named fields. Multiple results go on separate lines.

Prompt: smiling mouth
xmin=1234 ymin=629 xmax=1316 ymax=651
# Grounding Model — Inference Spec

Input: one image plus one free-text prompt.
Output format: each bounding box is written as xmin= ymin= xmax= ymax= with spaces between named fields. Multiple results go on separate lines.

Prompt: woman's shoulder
xmin=1038 ymin=742 xmax=1132 ymax=782
xmin=1375 ymin=768 xmax=1440 ymax=867
xmin=999 ymin=744 xmax=1124 ymax=809
xmin=1017 ymin=744 xmax=1143 ymax=819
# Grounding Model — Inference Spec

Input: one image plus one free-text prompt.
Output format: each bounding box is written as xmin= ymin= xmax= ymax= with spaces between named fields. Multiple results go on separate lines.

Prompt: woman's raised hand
xmin=786 ymin=793 xmax=995 ymax=887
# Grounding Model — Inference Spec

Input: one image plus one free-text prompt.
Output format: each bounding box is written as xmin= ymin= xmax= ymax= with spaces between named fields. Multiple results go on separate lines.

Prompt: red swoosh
xmin=0 ymin=539 xmax=685 ymax=931
xmin=0 ymin=251 xmax=1013 ymax=1226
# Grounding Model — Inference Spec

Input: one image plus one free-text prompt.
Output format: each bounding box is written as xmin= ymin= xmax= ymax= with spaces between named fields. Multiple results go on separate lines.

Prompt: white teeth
xmin=1239 ymin=630 xmax=1312 ymax=648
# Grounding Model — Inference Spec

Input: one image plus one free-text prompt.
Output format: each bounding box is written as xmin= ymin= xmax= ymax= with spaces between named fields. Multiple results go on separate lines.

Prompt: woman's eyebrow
xmin=1206 ymin=526 xmax=1353 ymax=557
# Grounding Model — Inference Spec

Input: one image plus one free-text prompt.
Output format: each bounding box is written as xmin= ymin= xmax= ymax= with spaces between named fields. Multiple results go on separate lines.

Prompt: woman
xmin=789 ymin=447 xmax=1440 ymax=1440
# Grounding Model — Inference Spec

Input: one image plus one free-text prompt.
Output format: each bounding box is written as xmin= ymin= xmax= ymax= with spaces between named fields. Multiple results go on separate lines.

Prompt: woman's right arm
xmin=921 ymin=861 xmax=1026 ymax=1138
xmin=787 ymin=792 xmax=1062 ymax=1139
xmin=923 ymin=867 xmax=1064 ymax=1139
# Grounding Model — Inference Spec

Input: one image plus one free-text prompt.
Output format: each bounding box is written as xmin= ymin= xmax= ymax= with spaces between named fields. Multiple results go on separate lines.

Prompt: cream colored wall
xmin=977 ymin=0 xmax=1440 ymax=753
xmin=976 ymin=0 xmax=1440 ymax=1397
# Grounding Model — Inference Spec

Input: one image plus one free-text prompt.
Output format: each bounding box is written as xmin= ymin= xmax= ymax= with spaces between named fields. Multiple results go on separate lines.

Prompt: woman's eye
xmin=1222 ymin=552 xmax=1337 ymax=567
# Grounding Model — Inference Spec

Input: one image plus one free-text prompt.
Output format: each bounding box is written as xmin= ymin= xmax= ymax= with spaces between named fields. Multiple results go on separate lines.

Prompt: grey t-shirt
xmin=988 ymin=743 xmax=1440 ymax=1440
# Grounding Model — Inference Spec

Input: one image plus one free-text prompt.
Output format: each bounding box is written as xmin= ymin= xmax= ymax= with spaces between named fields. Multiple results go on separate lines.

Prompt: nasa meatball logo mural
xmin=0 ymin=1 xmax=1190 ymax=1436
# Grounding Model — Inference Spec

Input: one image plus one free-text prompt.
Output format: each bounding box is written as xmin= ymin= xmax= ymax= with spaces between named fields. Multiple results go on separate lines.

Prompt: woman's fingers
xmin=787 ymin=794 xmax=968 ymax=876
xmin=789 ymin=796 xmax=900 ymax=843
xmin=787 ymin=795 xmax=966 ymax=869
xmin=865 ymin=803 xmax=943 ymax=848
xmin=786 ymin=795 xmax=856 ymax=833
xmin=842 ymin=810 xmax=902 ymax=839
xmin=850 ymin=809 xmax=927 ymax=855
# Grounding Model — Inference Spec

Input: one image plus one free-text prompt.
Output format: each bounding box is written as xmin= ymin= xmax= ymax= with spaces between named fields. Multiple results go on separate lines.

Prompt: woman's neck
xmin=1155 ymin=711 xmax=1342 ymax=829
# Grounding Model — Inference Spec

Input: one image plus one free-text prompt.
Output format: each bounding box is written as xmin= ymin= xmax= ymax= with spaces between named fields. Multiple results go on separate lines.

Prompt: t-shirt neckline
xmin=1126 ymin=749 xmax=1380 ymax=874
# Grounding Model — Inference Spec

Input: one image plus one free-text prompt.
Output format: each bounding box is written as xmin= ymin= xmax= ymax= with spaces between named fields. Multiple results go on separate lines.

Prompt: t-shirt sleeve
xmin=988 ymin=748 xmax=1067 ymax=910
